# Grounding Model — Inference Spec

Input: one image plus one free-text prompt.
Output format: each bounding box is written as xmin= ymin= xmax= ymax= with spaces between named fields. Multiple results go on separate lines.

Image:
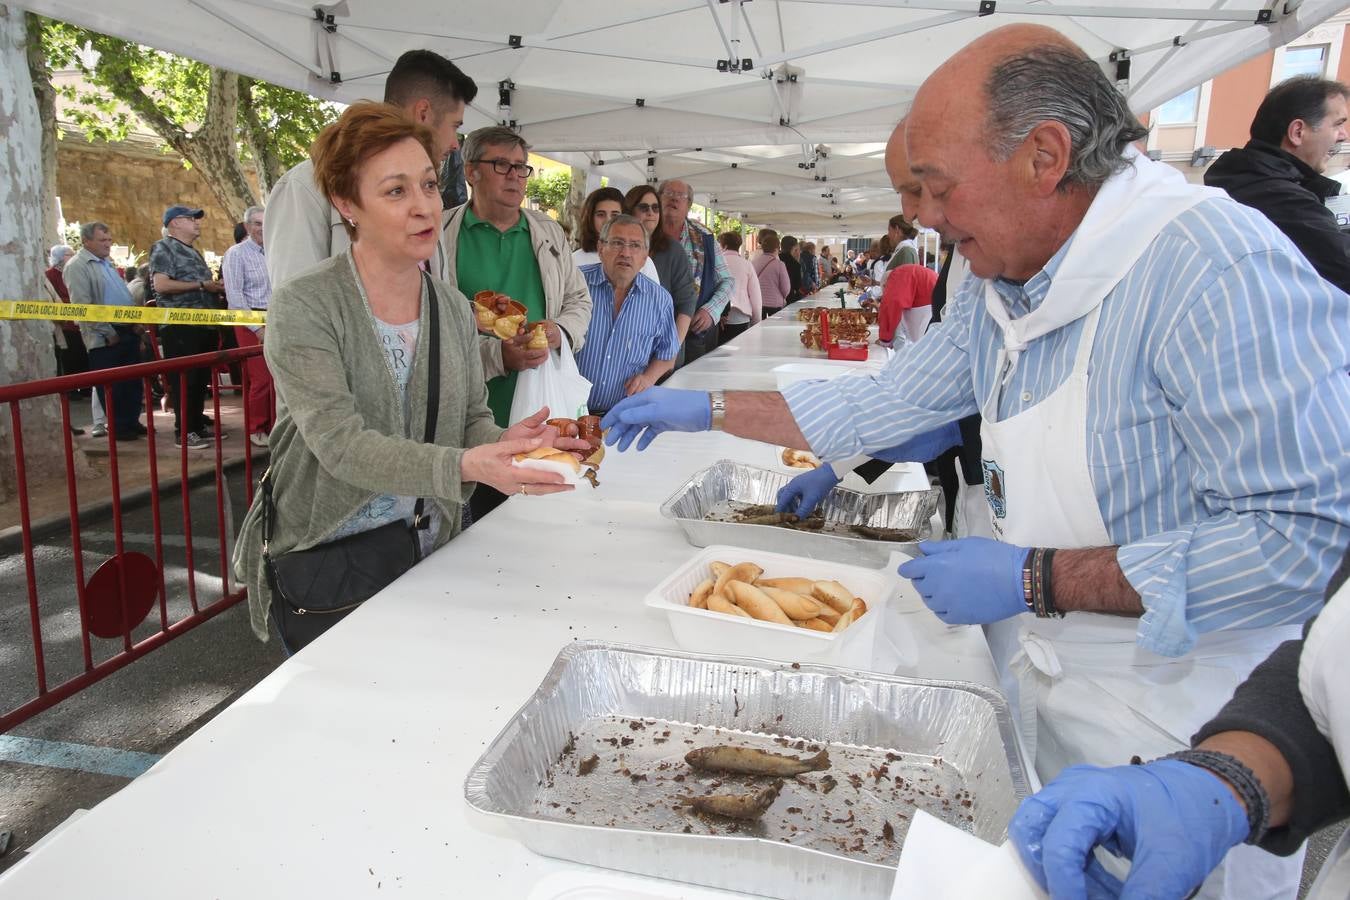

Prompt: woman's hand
xmin=502 ymin=408 xmax=593 ymax=460
xmin=461 ymin=438 xmax=573 ymax=496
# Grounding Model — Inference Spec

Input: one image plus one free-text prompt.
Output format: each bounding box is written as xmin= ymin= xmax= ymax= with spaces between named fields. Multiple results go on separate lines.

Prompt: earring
xmin=347 ymin=217 xmax=357 ymax=228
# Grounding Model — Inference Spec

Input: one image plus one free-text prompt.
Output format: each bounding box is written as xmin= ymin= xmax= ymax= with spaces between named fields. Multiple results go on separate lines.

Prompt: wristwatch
xmin=709 ymin=390 xmax=726 ymax=431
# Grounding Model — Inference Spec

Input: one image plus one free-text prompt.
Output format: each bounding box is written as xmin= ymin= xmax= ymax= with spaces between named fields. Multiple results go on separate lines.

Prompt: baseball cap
xmin=163 ymin=205 xmax=205 ymax=226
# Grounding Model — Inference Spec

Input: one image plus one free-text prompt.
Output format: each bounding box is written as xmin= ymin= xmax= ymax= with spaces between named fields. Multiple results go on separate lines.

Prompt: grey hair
xmin=80 ymin=221 xmax=110 ymax=241
xmin=657 ymin=179 xmax=692 ymax=201
xmin=985 ymin=45 xmax=1148 ymax=189
xmin=48 ymin=244 xmax=73 ymax=266
xmin=599 ymin=214 xmax=650 ymax=248
xmin=243 ymin=205 xmax=264 ymax=223
xmin=462 ymin=126 xmax=530 ymax=165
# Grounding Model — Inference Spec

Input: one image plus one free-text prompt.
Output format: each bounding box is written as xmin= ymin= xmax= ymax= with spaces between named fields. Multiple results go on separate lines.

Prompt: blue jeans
xmin=87 ymin=331 xmax=143 ymax=435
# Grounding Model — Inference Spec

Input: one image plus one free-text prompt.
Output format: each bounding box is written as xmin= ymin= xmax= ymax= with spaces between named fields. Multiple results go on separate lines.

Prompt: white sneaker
xmin=249 ymin=432 xmax=269 ymax=448
xmin=90 ymin=423 xmax=108 ymax=438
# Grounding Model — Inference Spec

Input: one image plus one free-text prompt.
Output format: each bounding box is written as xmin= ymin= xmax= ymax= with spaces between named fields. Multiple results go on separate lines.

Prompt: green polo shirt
xmin=455 ymin=207 xmax=547 ymax=426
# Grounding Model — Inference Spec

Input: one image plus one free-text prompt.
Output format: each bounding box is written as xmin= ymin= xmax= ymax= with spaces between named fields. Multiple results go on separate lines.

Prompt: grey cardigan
xmin=232 ymin=253 xmax=503 ymax=640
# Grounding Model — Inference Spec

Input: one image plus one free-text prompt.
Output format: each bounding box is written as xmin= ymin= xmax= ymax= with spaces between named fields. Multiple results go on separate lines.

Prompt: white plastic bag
xmin=508 ymin=339 xmax=592 ymax=425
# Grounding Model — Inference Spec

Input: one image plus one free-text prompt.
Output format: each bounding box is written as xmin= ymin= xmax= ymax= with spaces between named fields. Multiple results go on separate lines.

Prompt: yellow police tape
xmin=0 ymin=300 xmax=267 ymax=327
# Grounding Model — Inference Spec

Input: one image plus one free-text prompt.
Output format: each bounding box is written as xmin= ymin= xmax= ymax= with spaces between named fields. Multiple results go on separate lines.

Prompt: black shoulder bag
xmin=261 ymin=274 xmax=442 ymax=652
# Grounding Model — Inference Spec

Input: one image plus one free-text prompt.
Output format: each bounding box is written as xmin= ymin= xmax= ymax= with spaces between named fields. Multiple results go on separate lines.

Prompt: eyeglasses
xmin=632 ymin=202 xmax=660 ymax=214
xmin=474 ymin=158 xmax=534 ymax=178
xmin=660 ymin=192 xmax=690 ymax=202
xmin=604 ymin=239 xmax=646 ymax=252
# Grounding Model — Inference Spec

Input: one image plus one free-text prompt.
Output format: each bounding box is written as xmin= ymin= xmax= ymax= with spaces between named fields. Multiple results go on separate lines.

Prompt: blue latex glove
xmin=600 ymin=386 xmax=711 ymax=452
xmin=871 ymin=421 xmax=963 ymax=465
xmin=776 ymin=464 xmax=841 ymax=516
xmin=896 ymin=537 xmax=1030 ymax=624
xmin=1009 ymin=760 xmax=1251 ymax=899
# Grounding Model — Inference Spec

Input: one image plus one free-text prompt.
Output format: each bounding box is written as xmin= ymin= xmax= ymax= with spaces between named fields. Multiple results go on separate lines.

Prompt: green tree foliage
xmin=37 ymin=18 xmax=335 ymax=213
xmin=525 ymin=169 xmax=572 ymax=213
xmin=710 ymin=209 xmax=745 ymax=237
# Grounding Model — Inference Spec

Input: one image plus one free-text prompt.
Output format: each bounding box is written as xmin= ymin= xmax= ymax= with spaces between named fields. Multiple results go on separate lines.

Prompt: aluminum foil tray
xmin=660 ymin=460 xmax=940 ymax=566
xmin=464 ymin=642 xmax=1029 ymax=900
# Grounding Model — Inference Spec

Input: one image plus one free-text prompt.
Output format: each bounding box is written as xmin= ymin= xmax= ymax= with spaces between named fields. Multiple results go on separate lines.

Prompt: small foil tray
xmin=660 ymin=460 xmax=940 ymax=566
xmin=464 ymin=642 xmax=1029 ymax=900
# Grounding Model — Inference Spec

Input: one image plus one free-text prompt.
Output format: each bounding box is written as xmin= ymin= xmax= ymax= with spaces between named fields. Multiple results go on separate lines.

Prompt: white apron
xmin=1300 ymin=577 xmax=1350 ymax=900
xmin=977 ymin=286 xmax=1304 ymax=899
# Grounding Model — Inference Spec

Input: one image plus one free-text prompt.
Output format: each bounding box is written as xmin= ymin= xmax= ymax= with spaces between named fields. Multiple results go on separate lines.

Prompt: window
xmin=1157 ymin=87 xmax=1200 ymax=125
xmin=1282 ymin=45 xmax=1328 ymax=80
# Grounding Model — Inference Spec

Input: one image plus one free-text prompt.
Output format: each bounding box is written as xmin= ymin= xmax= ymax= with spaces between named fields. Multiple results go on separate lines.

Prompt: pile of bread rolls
xmin=687 ymin=561 xmax=867 ymax=633
xmin=474 ymin=290 xmax=549 ymax=348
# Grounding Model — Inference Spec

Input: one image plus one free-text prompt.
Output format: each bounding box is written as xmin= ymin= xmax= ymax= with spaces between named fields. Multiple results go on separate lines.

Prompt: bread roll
xmin=707 ymin=593 xmax=751 ymax=618
xmin=798 ymin=618 xmax=834 ymax=633
xmin=512 ymin=449 xmax=582 ymax=484
xmin=710 ymin=561 xmax=731 ymax=580
xmin=714 ymin=562 xmax=764 ymax=597
xmin=831 ymin=608 xmax=856 ymax=632
xmin=726 ymin=581 xmax=793 ymax=625
xmin=528 ymin=324 xmax=549 ymax=350
xmin=758 ymin=577 xmax=816 ymax=595
xmin=760 ymin=586 xmax=823 ymax=621
xmin=688 ymin=579 xmax=714 ymax=610
xmin=850 ymin=597 xmax=867 ymax=618
xmin=811 ymin=581 xmax=854 ymax=614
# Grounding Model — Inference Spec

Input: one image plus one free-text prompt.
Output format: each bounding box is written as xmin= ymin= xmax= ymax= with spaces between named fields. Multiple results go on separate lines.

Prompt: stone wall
xmin=55 ymin=134 xmax=259 ymax=261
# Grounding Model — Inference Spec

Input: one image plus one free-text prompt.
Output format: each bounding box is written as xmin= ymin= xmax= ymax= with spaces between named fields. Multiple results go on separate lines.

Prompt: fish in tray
xmin=679 ymin=781 xmax=784 ymax=821
xmin=686 ymin=745 xmax=831 ymax=777
xmin=705 ymin=501 xmax=922 ymax=543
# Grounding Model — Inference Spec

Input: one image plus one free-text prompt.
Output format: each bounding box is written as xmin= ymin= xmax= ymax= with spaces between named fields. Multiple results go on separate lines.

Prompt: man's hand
xmin=1009 ymin=761 xmax=1250 ymax=899
xmin=501 ymin=333 xmax=549 ymax=371
xmin=528 ymin=319 xmax=563 ymax=349
xmin=691 ymin=308 xmax=715 ymax=334
xmin=624 ymin=371 xmax=659 ymax=396
xmin=600 ymin=386 xmax=711 ymax=451
xmin=897 ymin=537 xmax=1030 ymax=624
xmin=776 ymin=465 xmax=840 ymax=517
xmin=203 ymin=279 xmax=225 ymax=294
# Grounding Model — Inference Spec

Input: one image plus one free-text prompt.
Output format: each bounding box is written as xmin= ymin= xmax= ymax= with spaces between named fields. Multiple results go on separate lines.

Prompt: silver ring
xmin=521 ymin=484 xmax=529 ymax=496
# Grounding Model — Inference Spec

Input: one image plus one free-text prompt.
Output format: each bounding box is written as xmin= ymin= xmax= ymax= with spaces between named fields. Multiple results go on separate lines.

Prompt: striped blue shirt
xmin=576 ymin=263 xmax=680 ymax=413
xmin=784 ymin=197 xmax=1350 ymax=657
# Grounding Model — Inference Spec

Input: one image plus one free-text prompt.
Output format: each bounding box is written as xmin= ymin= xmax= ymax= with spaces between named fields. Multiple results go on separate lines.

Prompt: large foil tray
xmin=464 ymin=642 xmax=1030 ymax=900
xmin=660 ymin=460 xmax=940 ymax=566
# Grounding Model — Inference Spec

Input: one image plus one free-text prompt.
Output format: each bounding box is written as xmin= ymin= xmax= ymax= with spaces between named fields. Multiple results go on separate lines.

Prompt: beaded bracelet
xmin=1164 ymin=748 xmax=1271 ymax=845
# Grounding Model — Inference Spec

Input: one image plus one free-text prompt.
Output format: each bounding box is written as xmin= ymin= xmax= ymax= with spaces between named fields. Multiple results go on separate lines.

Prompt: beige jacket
xmin=441 ymin=204 xmax=592 ymax=380
xmin=264 ymin=159 xmax=452 ymax=290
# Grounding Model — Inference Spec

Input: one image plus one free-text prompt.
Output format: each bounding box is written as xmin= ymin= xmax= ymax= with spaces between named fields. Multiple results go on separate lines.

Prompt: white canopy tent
xmin=19 ymin=0 xmax=1350 ymax=232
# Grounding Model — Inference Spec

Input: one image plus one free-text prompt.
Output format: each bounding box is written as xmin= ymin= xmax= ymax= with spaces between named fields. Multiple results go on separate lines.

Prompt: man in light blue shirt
xmin=575 ymin=216 xmax=679 ymax=414
xmin=601 ymin=27 xmax=1349 ymax=898
xmin=65 ymin=221 xmax=144 ymax=441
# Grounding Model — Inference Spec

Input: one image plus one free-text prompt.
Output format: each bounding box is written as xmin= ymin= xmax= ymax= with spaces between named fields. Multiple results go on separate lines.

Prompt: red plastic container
xmin=818 ymin=309 xmax=871 ymax=361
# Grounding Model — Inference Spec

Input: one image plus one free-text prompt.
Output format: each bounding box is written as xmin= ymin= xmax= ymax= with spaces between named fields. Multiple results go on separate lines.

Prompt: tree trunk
xmin=91 ymin=53 xmax=258 ymax=219
xmin=560 ymin=165 xmax=588 ymax=247
xmin=0 ymin=4 xmax=77 ymax=503
xmin=238 ymin=76 xmax=283 ymax=197
xmin=24 ymin=12 xmax=58 ymax=249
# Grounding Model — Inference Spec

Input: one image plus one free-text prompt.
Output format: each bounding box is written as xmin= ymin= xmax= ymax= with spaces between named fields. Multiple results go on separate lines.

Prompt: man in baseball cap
xmin=162 ymin=205 xmax=205 ymax=226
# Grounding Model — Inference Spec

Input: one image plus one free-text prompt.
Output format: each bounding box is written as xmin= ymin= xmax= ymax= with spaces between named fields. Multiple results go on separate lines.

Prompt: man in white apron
xmin=599 ymin=25 xmax=1350 ymax=899
xmin=1008 ymin=548 xmax=1350 ymax=899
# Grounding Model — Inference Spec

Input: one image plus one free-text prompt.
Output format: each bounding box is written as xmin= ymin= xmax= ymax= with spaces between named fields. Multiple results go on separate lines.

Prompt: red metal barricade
xmin=0 ymin=345 xmax=265 ymax=732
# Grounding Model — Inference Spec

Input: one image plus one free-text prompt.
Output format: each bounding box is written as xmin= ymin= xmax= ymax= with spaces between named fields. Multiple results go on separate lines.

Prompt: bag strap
xmin=412 ymin=272 xmax=441 ymax=530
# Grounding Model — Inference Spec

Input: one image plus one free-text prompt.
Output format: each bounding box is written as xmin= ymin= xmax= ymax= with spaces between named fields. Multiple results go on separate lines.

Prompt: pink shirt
xmin=753 ymin=252 xmax=791 ymax=310
xmin=721 ymin=248 xmax=763 ymax=324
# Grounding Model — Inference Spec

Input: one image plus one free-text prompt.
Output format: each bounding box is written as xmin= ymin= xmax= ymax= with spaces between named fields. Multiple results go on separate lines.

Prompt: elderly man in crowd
xmin=43 ymin=244 xmax=89 ymax=383
xmin=266 ymin=50 xmax=477 ymax=288
xmin=66 ymin=222 xmax=144 ymax=442
xmin=222 ymin=205 xmax=275 ymax=448
xmin=657 ymin=180 xmax=733 ymax=366
xmin=601 ymin=25 xmax=1350 ymax=898
xmin=442 ymin=125 xmax=592 ymax=519
xmin=150 ymin=204 xmax=225 ymax=451
xmin=574 ymin=215 xmax=679 ymax=415
xmin=1205 ymin=76 xmax=1350 ymax=293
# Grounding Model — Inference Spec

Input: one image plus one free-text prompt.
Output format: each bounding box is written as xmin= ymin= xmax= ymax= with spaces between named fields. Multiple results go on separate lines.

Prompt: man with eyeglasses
xmin=442 ymin=125 xmax=593 ymax=520
xmin=658 ymin=180 xmax=734 ymax=367
xmin=574 ymin=215 xmax=679 ymax=415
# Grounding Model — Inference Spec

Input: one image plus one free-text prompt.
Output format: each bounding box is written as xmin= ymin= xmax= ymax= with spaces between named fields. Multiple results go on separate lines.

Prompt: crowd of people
xmin=32 ymin=30 xmax=1350 ymax=898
